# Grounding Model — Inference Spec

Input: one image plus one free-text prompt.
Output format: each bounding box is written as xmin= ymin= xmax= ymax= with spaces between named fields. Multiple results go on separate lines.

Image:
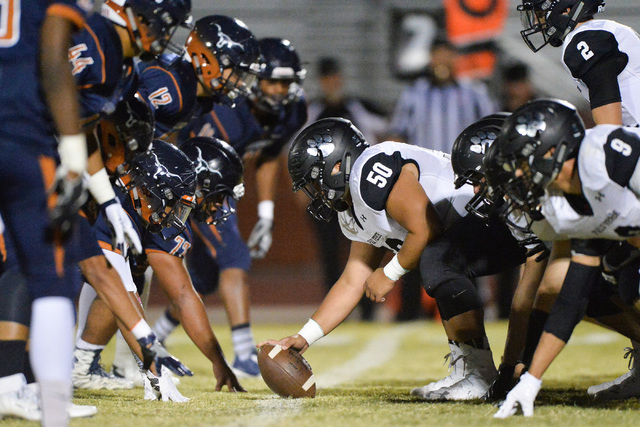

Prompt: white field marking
xmin=571 ymin=331 xmax=626 ymax=345
xmin=313 ymin=333 xmax=354 ymax=347
xmin=248 ymin=323 xmax=420 ymax=426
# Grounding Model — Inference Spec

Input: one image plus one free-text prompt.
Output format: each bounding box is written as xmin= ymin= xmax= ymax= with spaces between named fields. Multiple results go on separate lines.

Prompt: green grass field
xmin=4 ymin=319 xmax=640 ymax=426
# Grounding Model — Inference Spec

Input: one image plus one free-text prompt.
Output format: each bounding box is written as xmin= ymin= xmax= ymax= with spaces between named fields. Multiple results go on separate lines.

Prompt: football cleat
xmin=412 ymin=342 xmax=497 ymax=401
xmin=231 ymin=351 xmax=261 ymax=378
xmin=72 ymin=348 xmax=134 ymax=390
xmin=588 ymin=345 xmax=637 ymax=397
xmin=0 ymin=374 xmax=40 ymax=421
xmin=411 ymin=342 xmax=464 ymax=398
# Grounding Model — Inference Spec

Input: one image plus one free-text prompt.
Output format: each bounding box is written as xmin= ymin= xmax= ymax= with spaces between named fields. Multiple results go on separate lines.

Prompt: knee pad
xmin=431 ymin=278 xmax=483 ymax=321
xmin=0 ymin=268 xmax=32 ymax=325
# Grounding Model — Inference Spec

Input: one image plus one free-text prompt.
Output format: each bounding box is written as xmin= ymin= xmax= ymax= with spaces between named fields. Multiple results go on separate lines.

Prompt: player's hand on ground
xmin=494 ymin=372 xmax=542 ymax=418
xmin=101 ymin=198 xmax=143 ymax=255
xmin=483 ymin=363 xmax=518 ymax=403
xmin=364 ymin=268 xmax=395 ymax=303
xmin=213 ymin=362 xmax=246 ymax=392
xmin=138 ymin=334 xmax=193 ymax=377
xmin=258 ymin=335 xmax=309 ymax=354
xmin=247 ymin=217 xmax=273 ymax=259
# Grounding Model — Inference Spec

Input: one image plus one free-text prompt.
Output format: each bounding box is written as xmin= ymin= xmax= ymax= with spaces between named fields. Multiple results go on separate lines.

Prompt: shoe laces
xmin=88 ymin=354 xmax=112 ymax=378
xmin=624 ymin=347 xmax=637 ymax=371
xmin=443 ymin=352 xmax=464 ymax=372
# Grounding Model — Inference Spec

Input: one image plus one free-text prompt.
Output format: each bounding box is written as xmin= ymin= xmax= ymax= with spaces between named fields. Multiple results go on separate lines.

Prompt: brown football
xmin=258 ymin=344 xmax=316 ymax=398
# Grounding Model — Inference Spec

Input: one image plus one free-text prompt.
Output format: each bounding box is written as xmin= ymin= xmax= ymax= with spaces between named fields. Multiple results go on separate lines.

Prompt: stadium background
xmin=151 ymin=0 xmax=640 ymax=310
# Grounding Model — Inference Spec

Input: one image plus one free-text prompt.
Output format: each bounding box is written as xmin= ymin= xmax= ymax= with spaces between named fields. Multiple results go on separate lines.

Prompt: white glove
xmin=247 ymin=201 xmax=274 ymax=260
xmin=494 ymin=372 xmax=542 ymax=418
xmin=248 ymin=217 xmax=273 ymax=259
xmin=102 ymin=199 xmax=142 ymax=256
xmin=143 ymin=366 xmax=190 ymax=402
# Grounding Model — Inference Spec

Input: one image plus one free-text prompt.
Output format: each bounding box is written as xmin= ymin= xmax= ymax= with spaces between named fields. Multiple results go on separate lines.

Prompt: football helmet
xmin=288 ymin=117 xmax=369 ymax=222
xmin=185 ymin=15 xmax=261 ymax=103
xmin=451 ymin=113 xmax=510 ymax=219
xmin=251 ymin=37 xmax=306 ymax=115
xmin=127 ymin=139 xmax=196 ymax=239
xmin=96 ymin=94 xmax=155 ymax=177
xmin=179 ymin=137 xmax=244 ymax=224
xmin=518 ymin=0 xmax=605 ymax=52
xmin=102 ymin=0 xmax=192 ymax=58
xmin=495 ymin=99 xmax=585 ymax=219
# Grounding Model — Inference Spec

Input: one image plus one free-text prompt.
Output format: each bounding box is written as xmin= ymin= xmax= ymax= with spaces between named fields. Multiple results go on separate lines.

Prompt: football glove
xmin=483 ymin=363 xmax=518 ymax=403
xmin=101 ymin=199 xmax=142 ymax=256
xmin=137 ymin=334 xmax=193 ymax=377
xmin=247 ymin=217 xmax=273 ymax=259
xmin=494 ymin=372 xmax=542 ymax=418
xmin=47 ymin=167 xmax=88 ymax=240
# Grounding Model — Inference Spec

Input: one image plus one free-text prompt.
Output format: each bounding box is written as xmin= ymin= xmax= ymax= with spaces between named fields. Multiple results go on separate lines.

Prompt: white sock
xmin=76 ymin=339 xmax=105 ymax=352
xmin=152 ymin=310 xmax=180 ymax=342
xmin=75 ymin=283 xmax=97 ymax=343
xmin=231 ymin=323 xmax=255 ymax=361
xmin=30 ymin=297 xmax=74 ymax=427
xmin=112 ymin=330 xmax=137 ymax=370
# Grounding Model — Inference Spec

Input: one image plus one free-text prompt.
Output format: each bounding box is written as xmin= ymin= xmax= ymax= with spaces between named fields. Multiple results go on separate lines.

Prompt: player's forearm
xmin=40 ymin=15 xmax=82 ymax=137
xmin=255 ymin=156 xmax=279 ymax=202
xmin=592 ymin=102 xmax=623 ymax=125
xmin=311 ymin=279 xmax=366 ymax=335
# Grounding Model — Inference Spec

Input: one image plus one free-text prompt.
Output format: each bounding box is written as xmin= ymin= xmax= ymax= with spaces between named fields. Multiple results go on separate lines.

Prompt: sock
xmin=30 ymin=297 xmax=74 ymax=427
xmin=76 ymin=339 xmax=105 ymax=352
xmin=75 ymin=283 xmax=97 ymax=343
xmin=152 ymin=309 xmax=180 ymax=343
xmin=231 ymin=323 xmax=256 ymax=361
xmin=22 ymin=351 xmax=35 ymax=384
xmin=455 ymin=336 xmax=490 ymax=350
xmin=521 ymin=309 xmax=549 ymax=367
xmin=0 ymin=340 xmax=27 ymax=377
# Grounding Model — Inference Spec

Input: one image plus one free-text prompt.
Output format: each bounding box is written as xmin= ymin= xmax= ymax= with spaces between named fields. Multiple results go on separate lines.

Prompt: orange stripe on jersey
xmin=84 ymin=24 xmax=106 ymax=85
xmin=209 ymin=110 xmax=230 ymax=143
xmin=190 ymin=220 xmax=217 ymax=258
xmin=39 ymin=156 xmax=65 ymax=277
xmin=46 ymin=4 xmax=86 ymax=30
xmin=98 ymin=240 xmax=122 ymax=255
xmin=145 ymin=248 xmax=169 ymax=255
xmin=0 ymin=233 xmax=6 ymax=263
xmin=145 ymin=66 xmax=183 ymax=110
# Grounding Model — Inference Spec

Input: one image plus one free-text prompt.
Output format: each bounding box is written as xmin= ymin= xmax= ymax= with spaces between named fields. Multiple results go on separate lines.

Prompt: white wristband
xmin=130 ymin=319 xmax=153 ymax=340
xmin=383 ymin=254 xmax=410 ymax=281
xmin=87 ymin=168 xmax=117 ymax=205
xmin=297 ymin=318 xmax=324 ymax=346
xmin=58 ymin=134 xmax=88 ymax=175
xmin=257 ymin=200 xmax=274 ymax=220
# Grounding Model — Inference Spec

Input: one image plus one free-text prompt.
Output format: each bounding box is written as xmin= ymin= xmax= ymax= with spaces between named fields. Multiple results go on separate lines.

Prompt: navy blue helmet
xmin=180 ymin=137 xmax=245 ymax=224
xmin=127 ymin=139 xmax=196 ymax=239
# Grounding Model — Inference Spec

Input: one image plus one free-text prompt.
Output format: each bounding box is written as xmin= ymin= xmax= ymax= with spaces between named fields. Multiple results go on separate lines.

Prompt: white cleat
xmin=588 ymin=345 xmax=637 ymax=397
xmin=411 ymin=342 xmax=464 ymax=398
xmin=72 ymin=348 xmax=134 ymax=390
xmin=413 ymin=342 xmax=497 ymax=401
xmin=143 ymin=366 xmax=189 ymax=403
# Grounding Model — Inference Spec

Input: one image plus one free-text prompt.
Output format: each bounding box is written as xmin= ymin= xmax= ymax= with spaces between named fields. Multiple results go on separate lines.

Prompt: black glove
xmin=137 ymin=333 xmax=193 ymax=377
xmin=47 ymin=169 xmax=87 ymax=241
xmin=483 ymin=363 xmax=518 ymax=403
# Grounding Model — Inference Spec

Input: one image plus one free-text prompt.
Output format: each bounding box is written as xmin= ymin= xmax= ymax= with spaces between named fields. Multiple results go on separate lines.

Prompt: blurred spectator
xmin=500 ymin=62 xmax=537 ymax=112
xmin=304 ymin=57 xmax=388 ymax=320
xmin=389 ymin=38 xmax=498 ymax=321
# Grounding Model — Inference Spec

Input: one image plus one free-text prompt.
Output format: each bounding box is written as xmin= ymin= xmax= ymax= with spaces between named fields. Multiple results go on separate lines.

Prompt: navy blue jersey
xmin=70 ymin=13 xmax=137 ymax=128
xmin=247 ymin=97 xmax=308 ymax=158
xmin=0 ymin=0 xmax=91 ymax=156
xmin=136 ymin=55 xmax=198 ymax=139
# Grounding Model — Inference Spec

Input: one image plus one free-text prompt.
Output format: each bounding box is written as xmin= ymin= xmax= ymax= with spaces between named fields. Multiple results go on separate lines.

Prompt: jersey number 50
xmin=366 ymin=162 xmax=393 ymax=188
xmin=0 ymin=0 xmax=20 ymax=48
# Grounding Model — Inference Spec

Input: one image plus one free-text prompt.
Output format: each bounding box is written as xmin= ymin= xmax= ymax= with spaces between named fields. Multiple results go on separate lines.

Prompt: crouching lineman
xmin=260 ymin=117 xmax=532 ymax=400
xmin=488 ymin=99 xmax=640 ymax=417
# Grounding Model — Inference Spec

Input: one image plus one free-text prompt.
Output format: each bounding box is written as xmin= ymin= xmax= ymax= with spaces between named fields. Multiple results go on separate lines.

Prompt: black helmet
xmin=185 ymin=15 xmax=261 ymax=103
xmin=179 ymin=137 xmax=244 ymax=224
xmin=96 ymin=94 xmax=155 ymax=176
xmin=252 ymin=37 xmax=306 ymax=114
xmin=128 ymin=139 xmax=196 ymax=239
xmin=288 ymin=117 xmax=368 ymax=222
xmin=518 ymin=0 xmax=605 ymax=52
xmin=451 ymin=113 xmax=510 ymax=219
xmin=495 ymin=98 xmax=585 ymax=218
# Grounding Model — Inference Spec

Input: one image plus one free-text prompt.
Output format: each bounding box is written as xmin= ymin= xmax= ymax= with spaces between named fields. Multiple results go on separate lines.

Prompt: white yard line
xmin=245 ymin=323 xmax=420 ymax=426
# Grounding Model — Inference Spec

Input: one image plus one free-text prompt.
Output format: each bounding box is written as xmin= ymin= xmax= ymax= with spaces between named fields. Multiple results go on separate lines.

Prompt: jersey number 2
xmin=366 ymin=162 xmax=393 ymax=188
xmin=577 ymin=41 xmax=594 ymax=60
xmin=0 ymin=0 xmax=20 ymax=48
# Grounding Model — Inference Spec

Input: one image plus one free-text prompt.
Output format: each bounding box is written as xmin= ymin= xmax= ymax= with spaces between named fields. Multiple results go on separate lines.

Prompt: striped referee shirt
xmin=389 ymin=77 xmax=497 ymax=154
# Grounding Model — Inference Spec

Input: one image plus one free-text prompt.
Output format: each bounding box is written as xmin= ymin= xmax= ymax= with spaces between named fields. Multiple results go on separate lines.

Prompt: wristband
xmin=297 ymin=318 xmax=324 ymax=346
xmin=87 ymin=168 xmax=117 ymax=205
xmin=257 ymin=200 xmax=274 ymax=221
xmin=383 ymin=254 xmax=410 ymax=281
xmin=130 ymin=319 xmax=153 ymax=340
xmin=58 ymin=134 xmax=88 ymax=175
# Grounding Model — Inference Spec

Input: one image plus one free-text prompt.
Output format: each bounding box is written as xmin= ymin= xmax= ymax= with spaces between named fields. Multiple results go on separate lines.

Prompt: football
xmin=258 ymin=344 xmax=316 ymax=398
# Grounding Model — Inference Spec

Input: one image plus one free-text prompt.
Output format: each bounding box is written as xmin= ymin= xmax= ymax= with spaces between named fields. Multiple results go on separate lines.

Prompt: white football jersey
xmin=562 ymin=20 xmax=640 ymax=126
xmin=337 ymin=142 xmax=474 ymax=253
xmin=541 ymin=125 xmax=640 ymax=240
xmin=506 ymin=211 xmax=567 ymax=249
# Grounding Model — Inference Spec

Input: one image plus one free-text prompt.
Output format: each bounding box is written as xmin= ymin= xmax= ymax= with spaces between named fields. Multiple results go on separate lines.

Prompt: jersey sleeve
xmin=137 ymin=64 xmax=185 ymax=137
xmin=602 ymin=127 xmax=640 ymax=194
xmin=359 ymin=151 xmax=406 ymax=211
xmin=563 ymin=30 xmax=629 ymax=109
